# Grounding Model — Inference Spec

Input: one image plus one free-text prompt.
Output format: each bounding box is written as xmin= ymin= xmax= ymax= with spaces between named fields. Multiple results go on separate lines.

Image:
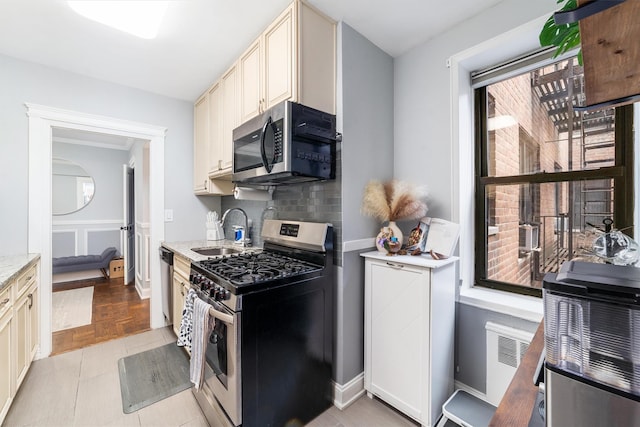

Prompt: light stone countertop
xmin=0 ymin=253 xmax=41 ymax=291
xmin=161 ymin=240 xmax=261 ymax=263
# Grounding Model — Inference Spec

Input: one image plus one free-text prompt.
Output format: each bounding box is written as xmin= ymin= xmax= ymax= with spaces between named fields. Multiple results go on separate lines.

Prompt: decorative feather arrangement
xmin=361 ymin=179 xmax=428 ymax=222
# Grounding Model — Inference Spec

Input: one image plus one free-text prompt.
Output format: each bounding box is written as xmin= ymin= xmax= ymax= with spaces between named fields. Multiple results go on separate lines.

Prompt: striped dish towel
xmin=190 ymin=296 xmax=213 ymax=390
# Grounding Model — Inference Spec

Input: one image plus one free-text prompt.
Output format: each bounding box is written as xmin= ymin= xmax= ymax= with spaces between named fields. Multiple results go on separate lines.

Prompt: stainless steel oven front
xmin=193 ymin=291 xmax=242 ymax=427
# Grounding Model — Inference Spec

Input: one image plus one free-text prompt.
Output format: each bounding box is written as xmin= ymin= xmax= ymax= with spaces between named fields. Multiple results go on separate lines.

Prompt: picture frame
xmin=424 ymin=217 xmax=460 ymax=257
xmin=406 ymin=217 xmax=431 ymax=252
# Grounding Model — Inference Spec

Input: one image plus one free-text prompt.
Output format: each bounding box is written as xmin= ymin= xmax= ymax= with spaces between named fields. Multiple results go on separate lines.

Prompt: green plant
xmin=539 ymin=0 xmax=582 ymax=64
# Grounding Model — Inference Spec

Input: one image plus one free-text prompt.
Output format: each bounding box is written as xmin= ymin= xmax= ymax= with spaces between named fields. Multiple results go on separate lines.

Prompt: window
xmin=474 ymin=54 xmax=634 ymax=296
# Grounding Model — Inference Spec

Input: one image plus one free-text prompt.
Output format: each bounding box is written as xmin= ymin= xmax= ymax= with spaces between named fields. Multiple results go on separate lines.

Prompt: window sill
xmin=459 ymin=285 xmax=543 ymax=323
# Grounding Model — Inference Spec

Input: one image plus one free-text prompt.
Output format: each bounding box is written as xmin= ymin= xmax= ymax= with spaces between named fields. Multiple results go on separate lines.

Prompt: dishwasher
xmin=159 ymin=247 xmax=173 ymax=324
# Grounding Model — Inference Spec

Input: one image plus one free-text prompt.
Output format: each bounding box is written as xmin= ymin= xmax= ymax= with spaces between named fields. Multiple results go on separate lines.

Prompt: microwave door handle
xmin=208 ymin=305 xmax=234 ymax=325
xmin=260 ymin=116 xmax=273 ymax=172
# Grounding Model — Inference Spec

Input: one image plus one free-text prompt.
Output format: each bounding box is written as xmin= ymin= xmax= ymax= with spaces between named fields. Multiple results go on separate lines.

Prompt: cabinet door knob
xmin=28 ymin=293 xmax=33 ymax=309
xmin=0 ymin=298 xmax=9 ymax=307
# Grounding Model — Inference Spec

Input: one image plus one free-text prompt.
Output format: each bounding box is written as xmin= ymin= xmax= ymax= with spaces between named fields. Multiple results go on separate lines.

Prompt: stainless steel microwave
xmin=232 ymin=101 xmax=338 ymax=185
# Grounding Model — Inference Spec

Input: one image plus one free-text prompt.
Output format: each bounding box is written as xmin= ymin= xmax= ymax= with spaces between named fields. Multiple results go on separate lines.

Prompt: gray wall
xmin=340 ymin=24 xmax=394 ymax=242
xmin=52 ymin=142 xmax=128 ymax=222
xmin=0 ymin=53 xmax=215 ymax=256
xmin=455 ymin=304 xmax=539 ymax=392
xmin=52 ymin=142 xmax=128 ymax=258
xmin=335 ymin=22 xmax=393 ymax=384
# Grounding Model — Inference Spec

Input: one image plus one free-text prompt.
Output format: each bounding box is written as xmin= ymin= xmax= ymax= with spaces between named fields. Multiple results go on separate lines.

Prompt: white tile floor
xmin=5 ymin=327 xmax=422 ymax=427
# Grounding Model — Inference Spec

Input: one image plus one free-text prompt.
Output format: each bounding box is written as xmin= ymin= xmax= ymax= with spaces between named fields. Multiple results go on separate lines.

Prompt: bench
xmin=52 ymin=247 xmax=118 ymax=279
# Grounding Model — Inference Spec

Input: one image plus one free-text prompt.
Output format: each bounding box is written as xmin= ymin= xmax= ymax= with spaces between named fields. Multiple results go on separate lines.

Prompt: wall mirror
xmin=52 ymin=158 xmax=95 ymax=215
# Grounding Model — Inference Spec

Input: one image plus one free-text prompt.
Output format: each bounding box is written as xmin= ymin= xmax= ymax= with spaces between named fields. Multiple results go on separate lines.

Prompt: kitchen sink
xmin=191 ymin=247 xmax=242 ymax=256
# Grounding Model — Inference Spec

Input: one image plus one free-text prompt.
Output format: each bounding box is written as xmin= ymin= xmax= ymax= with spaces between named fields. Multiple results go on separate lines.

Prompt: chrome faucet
xmin=221 ymin=208 xmax=250 ymax=247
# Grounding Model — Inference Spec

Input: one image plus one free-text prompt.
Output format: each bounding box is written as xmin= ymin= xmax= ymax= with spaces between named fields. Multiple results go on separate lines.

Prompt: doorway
xmin=50 ymin=129 xmax=151 ymax=354
xmin=27 ymin=104 xmax=166 ymax=358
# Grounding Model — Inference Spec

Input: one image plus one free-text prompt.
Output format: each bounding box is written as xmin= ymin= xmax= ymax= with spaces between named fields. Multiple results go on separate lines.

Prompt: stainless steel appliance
xmin=232 ymin=101 xmax=338 ymax=185
xmin=190 ymin=219 xmax=334 ymax=427
xmin=543 ymin=261 xmax=640 ymax=427
xmin=159 ymin=247 xmax=173 ymax=323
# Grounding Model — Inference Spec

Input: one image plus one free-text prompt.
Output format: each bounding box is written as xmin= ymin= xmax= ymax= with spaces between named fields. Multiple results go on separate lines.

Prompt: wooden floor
xmin=52 ymin=276 xmax=150 ymax=355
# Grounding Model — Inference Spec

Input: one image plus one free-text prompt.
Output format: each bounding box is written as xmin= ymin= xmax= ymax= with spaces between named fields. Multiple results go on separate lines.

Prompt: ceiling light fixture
xmin=67 ymin=1 xmax=169 ymax=40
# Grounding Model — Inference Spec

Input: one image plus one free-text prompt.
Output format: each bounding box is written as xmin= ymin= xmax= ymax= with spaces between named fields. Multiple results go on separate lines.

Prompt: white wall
xmin=0 ymin=53 xmax=216 ymax=256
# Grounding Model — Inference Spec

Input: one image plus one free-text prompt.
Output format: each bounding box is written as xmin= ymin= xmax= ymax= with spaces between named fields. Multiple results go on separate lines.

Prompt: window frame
xmin=474 ymin=82 xmax=634 ymax=297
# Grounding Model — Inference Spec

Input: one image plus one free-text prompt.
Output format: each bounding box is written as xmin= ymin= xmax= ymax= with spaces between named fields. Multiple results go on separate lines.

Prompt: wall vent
xmin=485 ymin=322 xmax=534 ymax=406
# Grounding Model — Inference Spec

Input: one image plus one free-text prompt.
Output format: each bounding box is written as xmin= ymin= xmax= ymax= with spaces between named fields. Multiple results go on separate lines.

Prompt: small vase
xmin=375 ymin=221 xmax=404 ymax=253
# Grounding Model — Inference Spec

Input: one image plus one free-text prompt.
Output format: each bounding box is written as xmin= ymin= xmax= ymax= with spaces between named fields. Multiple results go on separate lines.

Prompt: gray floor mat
xmin=118 ymin=343 xmax=191 ymax=413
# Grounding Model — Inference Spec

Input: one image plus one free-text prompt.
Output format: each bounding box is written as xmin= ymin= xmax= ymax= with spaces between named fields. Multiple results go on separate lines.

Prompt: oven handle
xmin=208 ymin=302 xmax=234 ymax=325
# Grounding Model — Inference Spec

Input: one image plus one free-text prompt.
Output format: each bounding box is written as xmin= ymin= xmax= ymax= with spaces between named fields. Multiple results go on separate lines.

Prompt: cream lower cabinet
xmin=172 ymin=273 xmax=189 ymax=337
xmin=0 ymin=303 xmax=12 ymax=423
xmin=15 ymin=280 xmax=38 ymax=389
xmin=172 ymin=255 xmax=191 ymax=337
xmin=362 ymin=253 xmax=457 ymax=427
xmin=0 ymin=260 xmax=39 ymax=426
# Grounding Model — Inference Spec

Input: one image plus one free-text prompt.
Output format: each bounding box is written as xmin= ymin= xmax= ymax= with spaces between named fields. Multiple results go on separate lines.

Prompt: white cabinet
xmin=362 ymin=253 xmax=457 ymax=427
xmin=239 ymin=0 xmax=335 ymax=123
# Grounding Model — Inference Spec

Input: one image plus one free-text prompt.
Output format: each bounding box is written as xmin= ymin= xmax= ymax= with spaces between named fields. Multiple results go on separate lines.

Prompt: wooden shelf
xmin=579 ymin=0 xmax=640 ymax=108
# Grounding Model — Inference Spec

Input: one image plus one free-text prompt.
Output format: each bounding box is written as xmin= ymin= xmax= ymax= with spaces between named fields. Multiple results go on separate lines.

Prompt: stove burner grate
xmin=196 ymin=251 xmax=321 ymax=287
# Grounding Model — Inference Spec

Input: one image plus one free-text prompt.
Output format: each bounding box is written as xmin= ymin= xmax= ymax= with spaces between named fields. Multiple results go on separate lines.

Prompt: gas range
xmin=190 ymin=219 xmax=335 ymax=427
xmin=189 ymin=219 xmax=332 ymax=312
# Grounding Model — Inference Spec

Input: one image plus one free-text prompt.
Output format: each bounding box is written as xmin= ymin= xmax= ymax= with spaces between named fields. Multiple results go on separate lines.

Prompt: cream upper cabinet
xmin=194 ymin=84 xmax=234 ymax=195
xmin=220 ymin=63 xmax=238 ymax=173
xmin=207 ymin=81 xmax=222 ymax=175
xmin=239 ymin=39 xmax=262 ymax=124
xmin=193 ymin=93 xmax=209 ymax=194
xmin=238 ymin=0 xmax=335 ymax=123
xmin=264 ymin=4 xmax=295 ymax=110
xmin=193 ymin=0 xmax=335 ymax=190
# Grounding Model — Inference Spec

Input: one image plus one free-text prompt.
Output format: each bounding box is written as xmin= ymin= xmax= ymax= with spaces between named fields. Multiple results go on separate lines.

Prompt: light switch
xmin=164 ymin=209 xmax=174 ymax=222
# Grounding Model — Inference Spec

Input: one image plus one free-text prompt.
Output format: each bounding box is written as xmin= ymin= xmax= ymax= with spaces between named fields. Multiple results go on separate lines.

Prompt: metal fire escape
xmin=530 ymin=60 xmax=616 ymax=276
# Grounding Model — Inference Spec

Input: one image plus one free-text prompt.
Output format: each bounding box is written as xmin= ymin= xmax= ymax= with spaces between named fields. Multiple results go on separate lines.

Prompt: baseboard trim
xmin=453 ymin=380 xmax=487 ymax=401
xmin=135 ymin=281 xmax=150 ymax=299
xmin=333 ymin=372 xmax=365 ymax=410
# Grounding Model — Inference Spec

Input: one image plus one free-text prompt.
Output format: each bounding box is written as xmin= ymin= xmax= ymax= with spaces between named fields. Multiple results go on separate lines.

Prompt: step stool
xmin=435 ymin=390 xmax=496 ymax=427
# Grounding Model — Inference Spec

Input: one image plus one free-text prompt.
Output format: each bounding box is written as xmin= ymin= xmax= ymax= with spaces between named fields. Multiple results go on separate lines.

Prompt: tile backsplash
xmin=221 ymin=149 xmax=342 ymax=266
